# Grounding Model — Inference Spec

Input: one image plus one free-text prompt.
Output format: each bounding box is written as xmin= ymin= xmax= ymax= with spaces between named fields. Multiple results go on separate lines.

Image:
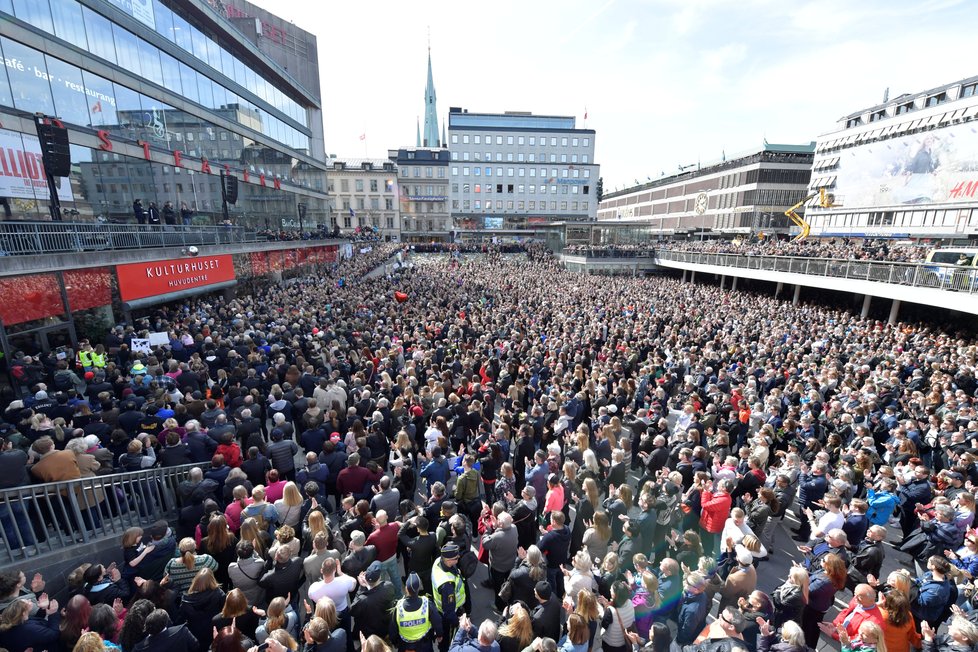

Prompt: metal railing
xmin=0 ymin=221 xmax=259 ymax=256
xmin=655 ymin=249 xmax=978 ymax=294
xmin=0 ymin=462 xmax=204 ymax=567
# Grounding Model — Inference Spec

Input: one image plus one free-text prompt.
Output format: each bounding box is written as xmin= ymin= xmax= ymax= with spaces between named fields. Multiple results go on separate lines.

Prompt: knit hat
xmin=535 ymin=581 xmax=552 ymax=600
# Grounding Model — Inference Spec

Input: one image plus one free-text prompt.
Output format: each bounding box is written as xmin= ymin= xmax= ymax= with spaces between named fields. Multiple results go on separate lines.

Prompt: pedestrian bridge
xmin=653 ymin=249 xmax=977 ymax=319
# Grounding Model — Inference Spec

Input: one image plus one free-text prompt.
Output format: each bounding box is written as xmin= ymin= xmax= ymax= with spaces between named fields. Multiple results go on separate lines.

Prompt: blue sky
xmin=253 ymin=0 xmax=977 ymax=190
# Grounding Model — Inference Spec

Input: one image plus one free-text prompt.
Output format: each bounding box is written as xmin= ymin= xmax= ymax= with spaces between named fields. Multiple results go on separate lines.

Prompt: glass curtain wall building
xmin=0 ymin=0 xmax=329 ymax=228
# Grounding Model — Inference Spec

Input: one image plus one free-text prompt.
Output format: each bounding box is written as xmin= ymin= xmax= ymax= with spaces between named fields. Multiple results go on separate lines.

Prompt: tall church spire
xmin=422 ymin=44 xmax=439 ymax=147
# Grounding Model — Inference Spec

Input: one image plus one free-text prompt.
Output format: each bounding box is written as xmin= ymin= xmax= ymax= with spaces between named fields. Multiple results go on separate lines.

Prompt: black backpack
xmin=54 ymin=372 xmax=73 ymax=391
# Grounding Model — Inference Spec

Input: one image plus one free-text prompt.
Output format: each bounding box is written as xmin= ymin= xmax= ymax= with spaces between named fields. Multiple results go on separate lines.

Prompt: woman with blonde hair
xmin=313 ymin=595 xmax=339 ymax=630
xmin=179 ymin=567 xmax=225 ymax=650
xmin=757 ymin=620 xmax=808 ymax=652
xmin=583 ymin=511 xmax=612 ymax=562
xmin=269 ymin=524 xmax=300 ymax=560
xmin=256 ymin=596 xmax=299 ymax=644
xmin=274 ymin=482 xmax=303 ymax=528
xmin=772 ymin=565 xmax=809 ymax=628
xmin=239 ymin=517 xmax=270 ymax=559
xmin=575 ymin=590 xmax=602 ymax=646
xmin=303 ymin=509 xmax=330 ymax=553
xmin=497 ymin=602 xmax=534 ymax=652
xmin=630 ymin=571 xmax=662 ymax=639
xmin=559 ymin=613 xmax=590 ymax=652
xmin=840 ymin=621 xmax=887 ymax=652
xmin=563 ymin=549 xmax=597 ymax=602
xmin=164 ymin=538 xmax=218 ymax=593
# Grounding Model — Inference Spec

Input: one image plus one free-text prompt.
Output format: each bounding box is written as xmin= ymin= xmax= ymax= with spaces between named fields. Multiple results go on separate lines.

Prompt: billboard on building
xmin=0 ymin=128 xmax=74 ymax=202
xmin=832 ymin=121 xmax=978 ymax=208
xmin=117 ymin=255 xmax=235 ymax=302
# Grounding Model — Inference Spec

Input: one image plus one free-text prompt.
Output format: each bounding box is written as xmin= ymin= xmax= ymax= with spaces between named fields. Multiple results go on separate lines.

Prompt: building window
xmin=370 ymin=179 xmax=378 ymax=192
xmin=519 ymin=168 xmax=525 ymax=177
xmin=962 ymin=83 xmax=978 ymax=98
xmin=926 ymin=92 xmax=947 ymax=107
xmin=584 ymin=170 xmax=590 ymax=178
xmin=385 ymin=198 xmax=393 ymax=209
xmin=496 ymin=136 xmax=503 ymax=145
xmin=463 ymin=184 xmax=470 ymax=193
xmin=474 ymin=167 xmax=481 ymax=176
xmin=426 ymin=167 xmax=433 ymax=177
xmin=561 ymin=137 xmax=568 ymax=146
xmin=572 ymin=138 xmax=579 ymax=146
xmin=438 ymin=168 xmax=445 ymax=178
xmin=583 ymin=138 xmax=589 ymax=146
xmin=371 ymin=198 xmax=380 ymax=209
xmin=452 ymin=134 xmax=458 ymax=144
xmin=474 ymin=135 xmax=481 ymax=144
xmin=340 ymin=179 xmax=349 ymax=192
xmin=529 ymin=201 xmax=536 ymax=209
xmin=463 ymin=167 xmax=470 ymax=176
xmin=869 ymin=110 xmax=886 ymax=122
xmin=518 ymin=136 xmax=525 ymax=145
xmin=518 ymin=184 xmax=525 ymax=193
xmin=485 ymin=167 xmax=492 ymax=176
xmin=355 ymin=180 xmax=364 ymax=191
xmin=582 ymin=155 xmax=589 ymax=163
xmin=529 ymin=185 xmax=535 ymax=194
xmin=507 ymin=136 xmax=514 ymax=145
xmin=463 ymin=135 xmax=469 ymax=144
xmin=530 ymin=137 xmax=536 ymax=145
xmin=414 ymin=167 xmax=421 ymax=177
xmin=463 ymin=152 xmax=470 ymax=161
xmin=549 ymin=155 xmax=556 ymax=162
xmin=452 ymin=167 xmax=458 ymax=176
xmin=451 ymin=152 xmax=458 ymax=161
xmin=896 ymin=102 xmax=915 ymax=115
xmin=551 ymin=137 xmax=557 ymax=146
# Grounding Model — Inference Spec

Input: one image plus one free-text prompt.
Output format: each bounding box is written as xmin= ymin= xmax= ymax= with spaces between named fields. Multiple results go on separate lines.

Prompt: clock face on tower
xmin=694 ymin=193 xmax=708 ymax=215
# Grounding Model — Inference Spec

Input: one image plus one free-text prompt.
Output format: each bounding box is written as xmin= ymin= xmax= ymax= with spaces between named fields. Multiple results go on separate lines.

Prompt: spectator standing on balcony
xmin=180 ymin=201 xmax=194 ymax=226
xmin=162 ymin=201 xmax=176 ymax=227
xmin=133 ymin=199 xmax=146 ymax=225
xmin=148 ymin=202 xmax=161 ymax=226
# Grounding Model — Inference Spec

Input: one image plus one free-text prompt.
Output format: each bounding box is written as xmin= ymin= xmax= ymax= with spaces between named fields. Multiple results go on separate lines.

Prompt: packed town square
xmin=0 ymin=242 xmax=972 ymax=652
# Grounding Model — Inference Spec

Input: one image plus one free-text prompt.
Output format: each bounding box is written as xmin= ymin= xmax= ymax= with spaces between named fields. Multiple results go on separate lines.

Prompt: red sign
xmin=117 ymin=255 xmax=235 ymax=302
xmin=0 ymin=273 xmax=63 ymax=325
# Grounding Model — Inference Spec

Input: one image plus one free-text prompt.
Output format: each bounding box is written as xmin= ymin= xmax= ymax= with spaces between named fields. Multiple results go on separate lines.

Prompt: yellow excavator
xmin=784 ymin=187 xmax=834 ymax=241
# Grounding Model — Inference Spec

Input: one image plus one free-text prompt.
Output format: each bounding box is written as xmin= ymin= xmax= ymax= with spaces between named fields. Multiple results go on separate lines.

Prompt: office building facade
xmin=389 ymin=147 xmax=450 ymax=242
xmin=447 ymin=108 xmax=599 ymax=231
xmin=805 ymin=75 xmax=978 ymax=239
xmin=596 ymin=145 xmax=814 ymax=236
xmin=327 ymin=158 xmax=400 ymax=241
xmin=0 ymin=0 xmax=329 ymax=227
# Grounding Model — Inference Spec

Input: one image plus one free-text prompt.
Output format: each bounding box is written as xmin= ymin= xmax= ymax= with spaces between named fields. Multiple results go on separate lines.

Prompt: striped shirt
xmin=164 ymin=554 xmax=219 ymax=593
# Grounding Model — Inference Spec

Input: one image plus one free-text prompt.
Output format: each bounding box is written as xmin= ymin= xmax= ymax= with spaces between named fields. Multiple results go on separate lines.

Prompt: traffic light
xmin=35 ymin=117 xmax=71 ymax=177
xmin=222 ymin=174 xmax=238 ymax=204
xmin=596 ymin=176 xmax=604 ymax=203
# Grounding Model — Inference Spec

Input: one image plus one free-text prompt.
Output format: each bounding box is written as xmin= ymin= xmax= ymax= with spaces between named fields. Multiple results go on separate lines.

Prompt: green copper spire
xmin=423 ymin=48 xmax=439 ymax=147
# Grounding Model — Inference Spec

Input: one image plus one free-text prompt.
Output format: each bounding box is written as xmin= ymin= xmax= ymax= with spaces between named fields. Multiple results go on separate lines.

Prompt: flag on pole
xmin=584 ymin=108 xmax=588 ymax=120
xmin=91 ymin=101 xmax=102 ymax=113
xmin=349 ymin=207 xmax=355 ymax=217
xmin=359 ymin=133 xmax=366 ymax=141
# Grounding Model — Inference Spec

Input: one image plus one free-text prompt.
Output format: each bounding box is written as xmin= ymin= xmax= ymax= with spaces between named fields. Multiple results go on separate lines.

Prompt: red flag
xmin=359 ymin=133 xmax=366 ymax=141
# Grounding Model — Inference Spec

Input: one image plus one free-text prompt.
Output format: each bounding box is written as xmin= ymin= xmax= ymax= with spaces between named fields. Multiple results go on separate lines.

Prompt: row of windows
xmin=454 ymin=183 xmax=589 ymax=196
xmin=401 ymin=219 xmax=447 ymax=232
xmin=331 ymin=179 xmax=395 ymax=193
xmin=339 ymin=198 xmax=395 ymax=210
xmin=452 ymin=166 xmax=590 ymax=179
xmin=401 ymin=202 xmax=446 ymax=214
xmin=451 ymin=134 xmax=590 ymax=148
xmin=341 ymin=216 xmax=396 ymax=229
xmin=453 ymin=200 xmax=584 ymax=211
xmin=452 ymin=151 xmax=590 ymax=164
xmin=399 ymin=166 xmax=447 ymax=178
xmin=2 ymin=0 xmax=309 ymax=151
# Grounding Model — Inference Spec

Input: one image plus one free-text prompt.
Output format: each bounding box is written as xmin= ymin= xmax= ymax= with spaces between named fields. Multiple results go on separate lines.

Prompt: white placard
xmin=148 ymin=332 xmax=170 ymax=347
xmin=131 ymin=338 xmax=151 ymax=354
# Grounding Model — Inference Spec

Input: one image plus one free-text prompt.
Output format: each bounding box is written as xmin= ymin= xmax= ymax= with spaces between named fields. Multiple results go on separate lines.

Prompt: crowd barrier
xmin=0 ymin=462 xmax=205 ymax=567
xmin=0 ymin=221 xmax=258 ymax=255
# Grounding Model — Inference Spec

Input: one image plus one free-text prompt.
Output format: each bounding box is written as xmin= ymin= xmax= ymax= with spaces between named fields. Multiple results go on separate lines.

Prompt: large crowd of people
xmin=0 ymin=243 xmax=974 ymax=652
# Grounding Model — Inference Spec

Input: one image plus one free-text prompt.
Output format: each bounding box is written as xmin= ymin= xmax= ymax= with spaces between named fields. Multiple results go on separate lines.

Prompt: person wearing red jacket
xmin=215 ymin=433 xmax=242 ymax=468
xmin=699 ymin=478 xmax=734 ymax=558
xmin=819 ymin=583 xmax=884 ymax=640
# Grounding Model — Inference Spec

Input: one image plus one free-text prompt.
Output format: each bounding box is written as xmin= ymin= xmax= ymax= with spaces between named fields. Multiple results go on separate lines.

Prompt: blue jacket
xmin=924 ymin=519 xmax=963 ymax=551
xmin=449 ymin=624 xmax=501 ymax=652
xmin=420 ymin=456 xmax=449 ymax=487
xmin=866 ymin=489 xmax=898 ymax=525
xmin=676 ymin=591 xmax=709 ymax=645
xmin=843 ymin=513 xmax=870 ymax=545
xmin=0 ymin=612 xmax=61 ymax=652
xmin=797 ymin=473 xmax=827 ymax=509
xmin=912 ymin=574 xmax=951 ymax=625
xmin=807 ymin=571 xmax=838 ymax=613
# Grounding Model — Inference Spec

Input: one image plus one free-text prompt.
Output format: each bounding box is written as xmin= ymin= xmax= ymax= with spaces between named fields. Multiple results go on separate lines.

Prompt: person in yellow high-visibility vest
xmin=431 ymin=543 xmax=467 ymax=652
xmin=390 ymin=573 xmax=442 ymax=652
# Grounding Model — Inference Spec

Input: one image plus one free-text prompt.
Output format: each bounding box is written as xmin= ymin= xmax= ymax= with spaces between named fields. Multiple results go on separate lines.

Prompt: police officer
xmin=431 ymin=543 xmax=466 ymax=652
xmin=390 ymin=572 xmax=441 ymax=652
xmin=76 ymin=342 xmax=93 ymax=374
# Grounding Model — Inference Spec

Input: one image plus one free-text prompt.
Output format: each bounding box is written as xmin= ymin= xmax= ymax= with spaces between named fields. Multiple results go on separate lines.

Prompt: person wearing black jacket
xmin=846 ymin=525 xmax=887 ymax=590
xmin=82 ymin=563 xmax=130 ymax=606
xmin=349 ymin=561 xmax=395 ymax=641
xmin=399 ymin=515 xmax=438 ymax=596
xmin=133 ymin=609 xmax=198 ymax=652
xmin=258 ymin=546 xmax=304 ymax=608
xmin=537 ymin=511 xmax=570 ymax=599
xmin=160 ymin=432 xmax=192 ymax=467
xmin=530 ymin=580 xmax=561 ymax=642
